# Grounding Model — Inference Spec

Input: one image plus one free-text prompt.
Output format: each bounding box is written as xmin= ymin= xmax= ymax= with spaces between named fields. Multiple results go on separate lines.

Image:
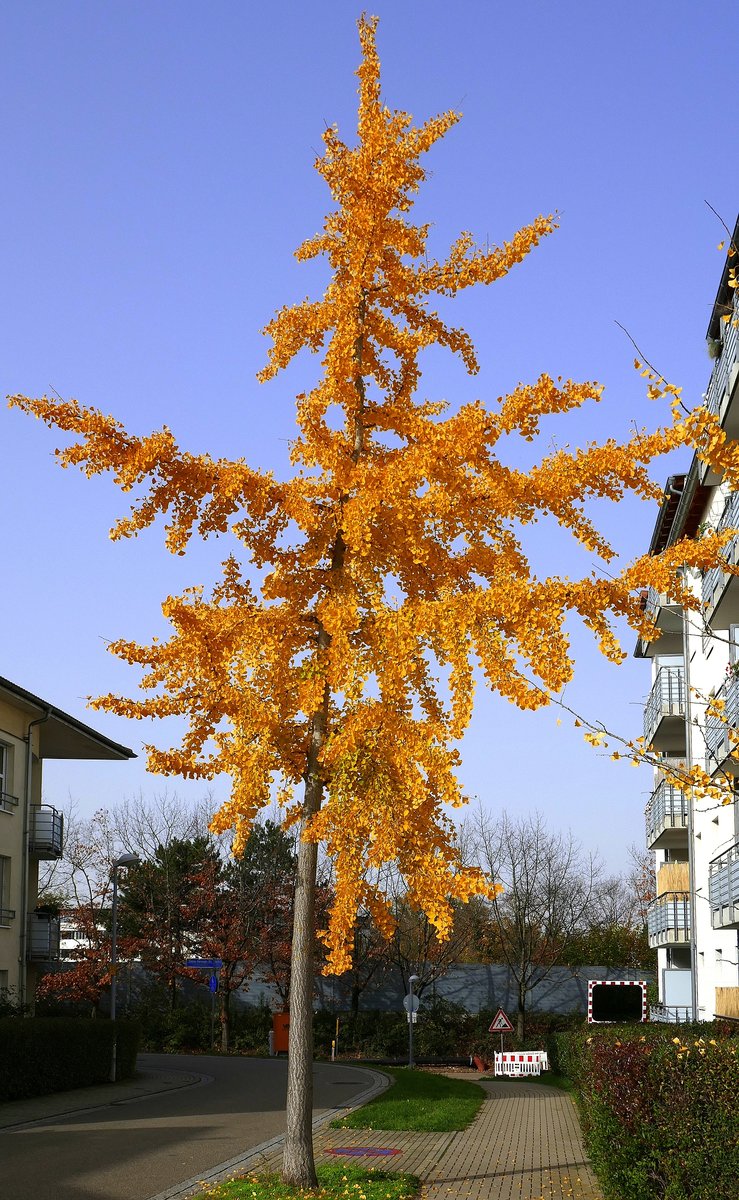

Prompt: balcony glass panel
xmin=702 ymin=491 xmax=739 ymax=613
xmin=647 ymin=893 xmax=691 ymax=946
xmin=709 ymin=841 xmax=739 ymax=927
xmin=27 ymin=913 xmax=61 ymax=961
xmin=707 ymin=289 xmax=739 ymax=419
xmin=645 ymin=781 xmax=688 ymax=847
xmin=705 ymin=675 xmax=739 ymax=770
xmin=644 ymin=666 xmax=685 ymax=747
xmin=29 ymin=806 xmax=64 ymax=859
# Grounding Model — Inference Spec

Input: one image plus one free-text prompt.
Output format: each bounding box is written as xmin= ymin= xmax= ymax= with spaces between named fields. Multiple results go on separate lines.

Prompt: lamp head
xmin=113 ymin=852 xmax=141 ymax=869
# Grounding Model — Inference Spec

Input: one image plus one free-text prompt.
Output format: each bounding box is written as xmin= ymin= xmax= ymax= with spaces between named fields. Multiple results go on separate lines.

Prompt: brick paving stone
xmin=253 ymin=1074 xmax=603 ymax=1200
xmin=327 ymin=1079 xmax=597 ymax=1200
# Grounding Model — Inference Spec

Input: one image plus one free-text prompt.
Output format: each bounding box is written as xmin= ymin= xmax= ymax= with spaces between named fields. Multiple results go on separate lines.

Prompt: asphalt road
xmin=0 ymin=1054 xmax=376 ymax=1200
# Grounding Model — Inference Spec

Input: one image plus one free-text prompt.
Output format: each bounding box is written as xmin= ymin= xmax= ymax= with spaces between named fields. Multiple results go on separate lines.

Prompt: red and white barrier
xmin=494 ymin=1051 xmax=548 ymax=1077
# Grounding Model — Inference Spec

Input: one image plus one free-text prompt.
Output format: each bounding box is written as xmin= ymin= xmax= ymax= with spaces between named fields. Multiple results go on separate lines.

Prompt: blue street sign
xmin=209 ymin=974 xmax=218 ymax=993
xmin=185 ymin=958 xmax=223 ymax=970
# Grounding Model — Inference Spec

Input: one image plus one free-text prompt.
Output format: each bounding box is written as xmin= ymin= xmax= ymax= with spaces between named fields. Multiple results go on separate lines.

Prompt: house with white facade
xmin=0 ymin=675 xmax=134 ymax=1008
xmin=637 ymin=217 xmax=739 ymax=1023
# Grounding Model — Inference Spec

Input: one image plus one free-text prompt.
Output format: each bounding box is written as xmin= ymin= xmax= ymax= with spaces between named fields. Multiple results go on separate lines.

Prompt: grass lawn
xmin=194 ymin=1165 xmax=419 ymax=1199
xmin=331 ymin=1067 xmax=485 ymax=1132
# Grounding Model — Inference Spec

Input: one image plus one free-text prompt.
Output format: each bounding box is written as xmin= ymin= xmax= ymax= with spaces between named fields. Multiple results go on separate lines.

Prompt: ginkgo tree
xmin=10 ymin=15 xmax=739 ymax=1188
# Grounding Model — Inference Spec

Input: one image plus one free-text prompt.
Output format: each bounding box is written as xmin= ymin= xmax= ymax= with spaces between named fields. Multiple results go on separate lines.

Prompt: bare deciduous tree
xmin=470 ymin=809 xmax=599 ymax=1039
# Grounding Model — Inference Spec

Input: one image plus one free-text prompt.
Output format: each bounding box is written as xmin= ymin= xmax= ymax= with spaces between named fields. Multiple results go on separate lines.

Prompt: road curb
xmin=144 ymin=1066 xmax=391 ymax=1200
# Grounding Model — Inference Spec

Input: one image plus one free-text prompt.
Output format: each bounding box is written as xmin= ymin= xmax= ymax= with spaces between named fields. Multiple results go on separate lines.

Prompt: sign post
xmin=185 ymin=960 xmax=224 ymax=1053
xmin=404 ymin=975 xmax=421 ymax=1068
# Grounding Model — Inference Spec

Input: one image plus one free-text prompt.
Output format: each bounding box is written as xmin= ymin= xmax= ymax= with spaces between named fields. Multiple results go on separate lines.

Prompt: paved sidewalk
xmin=251 ymin=1074 xmax=602 ymax=1200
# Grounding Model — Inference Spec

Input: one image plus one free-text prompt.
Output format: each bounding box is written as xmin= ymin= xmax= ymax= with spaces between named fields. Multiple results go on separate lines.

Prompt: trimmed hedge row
xmin=0 ymin=1018 xmax=140 ymax=1102
xmin=550 ymin=1024 xmax=739 ymax=1200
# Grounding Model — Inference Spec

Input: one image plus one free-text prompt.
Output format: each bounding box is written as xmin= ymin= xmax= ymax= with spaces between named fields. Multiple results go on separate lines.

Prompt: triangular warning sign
xmin=489 ymin=1008 xmax=514 ymax=1033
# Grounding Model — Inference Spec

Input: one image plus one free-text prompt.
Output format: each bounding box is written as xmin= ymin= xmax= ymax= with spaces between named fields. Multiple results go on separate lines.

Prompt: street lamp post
xmin=110 ymin=852 xmax=140 ymax=1083
xmin=408 ymin=974 xmax=420 ymax=1069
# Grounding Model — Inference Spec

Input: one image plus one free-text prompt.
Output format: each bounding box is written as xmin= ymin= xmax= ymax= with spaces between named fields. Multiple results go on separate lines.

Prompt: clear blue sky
xmin=3 ymin=2 xmax=738 ymax=868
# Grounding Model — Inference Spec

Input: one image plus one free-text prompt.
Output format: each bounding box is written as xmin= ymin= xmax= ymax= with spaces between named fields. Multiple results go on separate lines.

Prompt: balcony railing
xmin=645 ymin=781 xmax=689 ymax=848
xmin=0 ymin=791 xmax=19 ymax=814
xmin=27 ymin=913 xmax=61 ymax=961
xmin=29 ymin=805 xmax=64 ymax=859
xmin=706 ymin=290 xmax=739 ymax=420
xmin=647 ymin=892 xmax=691 ymax=947
xmin=704 ymin=675 xmax=739 ymax=770
xmin=709 ymin=841 xmax=739 ymax=929
xmin=639 ymin=588 xmax=683 ymax=656
xmin=701 ymin=490 xmax=739 ymax=614
xmin=644 ymin=666 xmax=686 ymax=750
xmin=650 ymin=1004 xmax=694 ymax=1023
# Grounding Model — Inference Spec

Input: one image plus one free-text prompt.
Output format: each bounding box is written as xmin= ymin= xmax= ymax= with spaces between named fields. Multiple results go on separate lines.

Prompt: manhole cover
xmin=327 ymin=1148 xmax=401 ymax=1158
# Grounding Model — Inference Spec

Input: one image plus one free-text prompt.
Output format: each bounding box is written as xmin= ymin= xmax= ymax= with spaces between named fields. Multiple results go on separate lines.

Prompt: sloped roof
xmin=0 ymin=675 xmax=136 ymax=760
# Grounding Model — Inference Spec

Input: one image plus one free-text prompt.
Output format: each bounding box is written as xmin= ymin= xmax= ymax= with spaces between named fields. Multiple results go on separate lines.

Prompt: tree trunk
xmin=282 ymin=689 xmax=328 ymax=1188
xmin=517 ymin=979 xmax=526 ymax=1042
xmin=282 ymin=781 xmax=321 ymax=1187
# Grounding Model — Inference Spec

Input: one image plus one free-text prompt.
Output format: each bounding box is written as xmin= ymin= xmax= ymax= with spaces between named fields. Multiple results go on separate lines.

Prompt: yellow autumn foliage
xmin=9 ymin=16 xmax=739 ymax=972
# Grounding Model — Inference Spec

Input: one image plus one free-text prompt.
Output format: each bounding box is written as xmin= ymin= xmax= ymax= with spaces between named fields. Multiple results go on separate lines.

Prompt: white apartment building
xmin=0 ymin=675 xmax=134 ymax=1008
xmin=638 ymin=217 xmax=739 ymax=1023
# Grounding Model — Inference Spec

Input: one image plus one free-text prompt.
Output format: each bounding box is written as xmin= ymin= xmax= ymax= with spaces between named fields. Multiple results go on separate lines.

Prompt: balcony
xmin=704 ymin=675 xmax=739 ymax=772
xmin=706 ymin=289 xmax=739 ymax=435
xmin=0 ymin=791 xmax=19 ymax=814
xmin=647 ymin=892 xmax=691 ymax=948
xmin=637 ymin=587 xmax=684 ymax=658
xmin=701 ymin=491 xmax=739 ymax=626
xmin=27 ymin=912 xmax=61 ymax=961
xmin=645 ymin=781 xmax=689 ymax=850
xmin=644 ymin=666 xmax=686 ymax=752
xmin=709 ymin=841 xmax=739 ymax=930
xmin=29 ymin=805 xmax=63 ymax=860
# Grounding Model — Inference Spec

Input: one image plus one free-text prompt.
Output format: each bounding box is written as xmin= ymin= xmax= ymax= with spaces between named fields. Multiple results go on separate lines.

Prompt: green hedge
xmin=0 ymin=1018 xmax=140 ymax=1101
xmin=551 ymin=1024 xmax=739 ymax=1200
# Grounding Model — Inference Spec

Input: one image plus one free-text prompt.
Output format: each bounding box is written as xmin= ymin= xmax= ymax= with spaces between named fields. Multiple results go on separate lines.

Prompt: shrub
xmin=554 ymin=1023 xmax=739 ymax=1200
xmin=0 ymin=1017 xmax=140 ymax=1101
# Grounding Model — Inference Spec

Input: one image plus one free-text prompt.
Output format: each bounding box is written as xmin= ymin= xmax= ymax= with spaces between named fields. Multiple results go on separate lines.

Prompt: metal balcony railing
xmin=702 ymin=490 xmax=739 ymax=613
xmin=645 ymin=781 xmax=689 ymax=847
xmin=709 ymin=841 xmax=739 ymax=928
xmin=0 ymin=791 xmax=19 ymax=814
xmin=647 ymin=892 xmax=691 ymax=947
xmin=704 ymin=675 xmax=739 ymax=770
xmin=644 ymin=666 xmax=686 ymax=748
xmin=707 ymin=290 xmax=739 ymax=419
xmin=649 ymin=1004 xmax=694 ymax=1023
xmin=27 ymin=913 xmax=61 ymax=961
xmin=29 ymin=805 xmax=64 ymax=859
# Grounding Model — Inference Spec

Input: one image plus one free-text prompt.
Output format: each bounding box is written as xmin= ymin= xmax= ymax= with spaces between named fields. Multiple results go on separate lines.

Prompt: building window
xmin=0 ymin=744 xmax=17 ymax=814
xmin=0 ymin=856 xmax=13 ymax=925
